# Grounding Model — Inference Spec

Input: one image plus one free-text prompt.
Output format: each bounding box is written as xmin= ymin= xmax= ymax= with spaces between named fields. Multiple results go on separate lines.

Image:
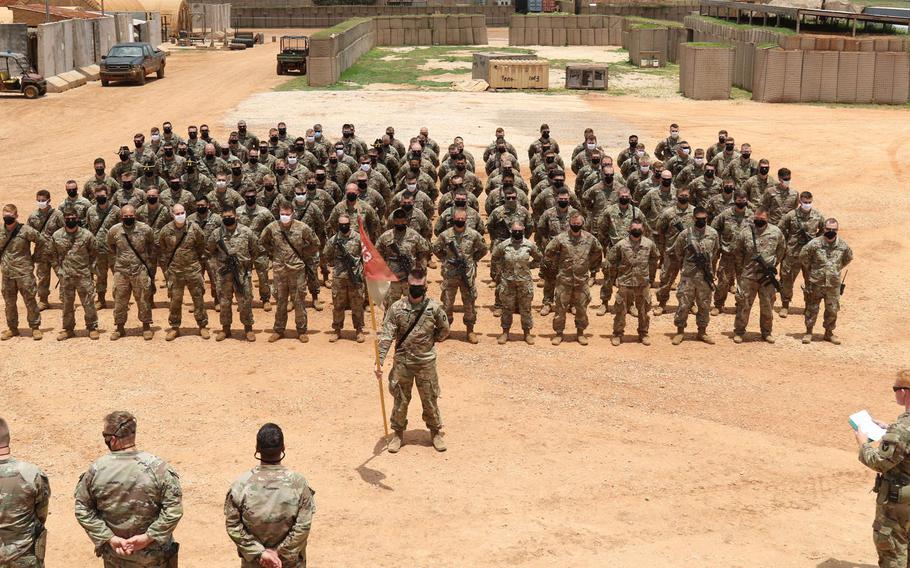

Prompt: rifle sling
xmin=166 ymin=226 xmax=190 ymax=271
xmin=280 ymin=229 xmax=307 ymax=265
xmin=0 ymin=223 xmax=22 ymax=259
xmin=396 ymin=300 xmax=429 ymax=351
xmin=121 ymin=230 xmax=153 ymax=278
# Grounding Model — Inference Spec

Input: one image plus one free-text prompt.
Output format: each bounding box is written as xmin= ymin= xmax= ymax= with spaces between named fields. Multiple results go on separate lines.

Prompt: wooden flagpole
xmin=367 ymin=291 xmax=390 ymax=437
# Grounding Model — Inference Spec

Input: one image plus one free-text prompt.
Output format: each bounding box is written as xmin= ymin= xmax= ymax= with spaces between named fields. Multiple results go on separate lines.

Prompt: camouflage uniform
xmin=136 ymin=204 xmax=173 ymax=289
xmin=710 ymin=205 xmax=753 ymax=310
xmin=609 ymin=236 xmax=659 ymax=338
xmin=83 ymin=176 xmax=121 ymax=202
xmin=288 ymin=198 xmax=327 ymax=296
xmin=59 ymin=196 xmax=92 ymax=224
xmin=653 ymin=136 xmax=679 ymax=161
xmin=187 ymin=211 xmax=222 ymax=301
xmin=1 ymin=223 xmax=45 ymax=332
xmin=762 ymin=186 xmax=798 ymax=226
xmin=672 ymin=226 xmax=720 ymax=333
xmin=378 ymin=297 xmax=450 ymax=435
xmin=733 ymin=223 xmax=786 ymax=338
xmin=107 ymin=222 xmax=156 ymax=328
xmin=207 ymin=224 xmax=259 ymax=330
xmin=111 ymin=187 xmax=146 ymax=210
xmin=536 ymin=206 xmax=578 ymax=309
xmin=705 ymin=191 xmax=735 ymax=221
xmin=596 ymin=204 xmax=647 ymax=308
xmin=487 ymin=203 xmax=533 ymax=311
xmin=26 ymin=207 xmax=63 ymax=305
xmin=50 ymin=226 xmax=99 ymax=333
xmin=778 ymin=206 xmax=825 ymax=308
xmin=492 ymin=237 xmax=540 ymax=332
xmin=722 ymin=156 xmax=757 ymax=189
xmin=433 ymin=207 xmax=485 ymax=237
xmin=327 ymin=202 xmax=380 ymax=243
xmin=485 ymin=186 xmax=530 ymax=216
xmin=237 ymin=204 xmax=275 ymax=305
xmin=224 ymin=464 xmax=316 ymax=568
xmin=206 ymin=188 xmax=245 ymax=215
xmin=158 ymin=221 xmax=208 ymax=329
xmin=709 ymin=150 xmax=739 ymax=178
xmin=260 ymin=221 xmax=319 ymax=335
xmin=377 ymin=228 xmax=429 ymax=309
xmin=322 ymin=231 xmax=365 ymax=334
xmin=638 ymin=187 xmax=676 ymax=282
xmin=799 ymin=235 xmax=853 ymax=336
xmin=74 ymin=451 xmax=182 ymax=567
xmin=858 ymin=413 xmax=910 ymax=568
xmin=182 ymin=173 xmax=214 ymax=201
xmin=687 ymin=175 xmax=722 ymax=208
xmin=742 ymin=174 xmax=777 ymax=209
xmin=389 ymin=190 xmax=434 ymax=222
xmin=158 ymin=188 xmax=195 ymax=215
xmin=654 ymin=204 xmax=695 ymax=307
xmin=0 ymin=456 xmax=50 ymax=568
xmin=85 ymin=204 xmax=120 ymax=305
xmin=432 ymin=228 xmax=488 ymax=327
xmin=545 ymin=230 xmax=603 ymax=334
xmin=674 ymin=161 xmax=705 ymax=191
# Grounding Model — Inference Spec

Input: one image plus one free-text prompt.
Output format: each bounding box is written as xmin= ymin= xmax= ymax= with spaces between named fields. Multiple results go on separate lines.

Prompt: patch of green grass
xmin=692 ymin=14 xmax=797 ymax=36
xmin=310 ymin=17 xmax=372 ymax=39
xmin=609 ymin=60 xmax=679 ymax=78
xmin=731 ymin=87 xmax=752 ymax=100
xmin=684 ymin=41 xmax=733 ymax=48
xmin=627 ymin=16 xmax=684 ymax=29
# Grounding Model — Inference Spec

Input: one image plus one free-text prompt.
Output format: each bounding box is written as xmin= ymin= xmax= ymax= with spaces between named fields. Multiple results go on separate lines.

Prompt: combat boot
xmin=57 ymin=330 xmax=73 ymax=341
xmin=1 ymin=329 xmax=18 ymax=340
xmin=165 ymin=328 xmax=179 ymax=341
xmin=697 ymin=330 xmax=715 ymax=345
xmin=762 ymin=333 xmax=776 ymax=344
xmin=245 ymin=325 xmax=256 ymax=342
xmin=313 ymin=298 xmax=324 ymax=312
xmin=672 ymin=328 xmax=685 ymax=345
xmin=779 ymin=304 xmax=789 ymax=318
xmin=497 ymin=330 xmax=509 ymax=344
xmin=551 ymin=334 xmax=563 ymax=346
xmin=596 ymin=304 xmax=608 ymax=316
xmin=327 ymin=330 xmax=339 ymax=343
xmin=142 ymin=324 xmax=154 ymax=341
xmin=523 ymin=330 xmax=535 ymax=345
xmin=297 ymin=330 xmax=309 ymax=343
xmin=199 ymin=327 xmax=210 ymax=340
xmin=37 ymin=299 xmax=49 ymax=311
xmin=214 ymin=303 xmax=221 ymax=312
xmin=540 ymin=304 xmax=551 ymax=316
xmin=110 ymin=325 xmax=126 ymax=341
xmin=89 ymin=329 xmax=100 ymax=340
xmin=824 ymin=331 xmax=841 ymax=345
xmin=387 ymin=431 xmax=403 ymax=453
xmin=710 ymin=306 xmax=721 ymax=316
xmin=611 ymin=335 xmax=621 ymax=346
xmin=431 ymin=430 xmax=447 ymax=452
xmin=268 ymin=331 xmax=283 ymax=343
xmin=95 ymin=296 xmax=106 ymax=310
xmin=802 ymin=333 xmax=812 ymax=344
xmin=355 ymin=330 xmax=365 ymax=343
xmin=215 ymin=326 xmax=230 ymax=341
xmin=492 ymin=306 xmax=502 ymax=317
xmin=639 ymin=334 xmax=651 ymax=346
xmin=31 ymin=329 xmax=42 ymax=341
xmin=466 ymin=326 xmax=478 ymax=344
xmin=652 ymin=303 xmax=665 ymax=316
xmin=577 ymin=331 xmax=588 ymax=346
xmin=732 ymin=334 xmax=743 ymax=344
xmin=262 ymin=301 xmax=272 ymax=312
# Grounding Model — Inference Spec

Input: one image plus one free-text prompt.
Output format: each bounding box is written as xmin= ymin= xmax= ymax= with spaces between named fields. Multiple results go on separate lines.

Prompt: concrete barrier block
xmin=59 ymin=69 xmax=87 ymax=88
xmin=45 ymin=75 xmax=71 ymax=93
xmin=78 ymin=64 xmax=100 ymax=80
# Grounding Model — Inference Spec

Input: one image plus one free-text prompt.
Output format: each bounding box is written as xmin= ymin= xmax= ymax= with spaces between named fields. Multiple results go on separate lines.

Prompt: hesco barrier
xmin=508 ymin=15 xmax=625 ymax=47
xmin=374 ymin=14 xmax=487 ymax=46
xmin=628 ymin=26 xmax=668 ymax=66
xmin=752 ymin=47 xmax=910 ymax=104
xmin=679 ymin=42 xmax=733 ymax=99
xmin=231 ymin=4 xmax=511 ymax=28
xmin=578 ymin=2 xmax=699 ymax=23
xmin=307 ymin=17 xmax=375 ymax=87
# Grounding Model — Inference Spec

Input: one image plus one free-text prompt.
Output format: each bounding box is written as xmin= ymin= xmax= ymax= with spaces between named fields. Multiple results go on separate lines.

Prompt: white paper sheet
xmin=850 ymin=410 xmax=887 ymax=442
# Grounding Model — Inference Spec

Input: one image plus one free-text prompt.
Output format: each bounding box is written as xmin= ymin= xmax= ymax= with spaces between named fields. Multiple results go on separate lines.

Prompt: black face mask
xmin=276 ymin=168 xmax=287 ymax=176
xmin=824 ymin=230 xmax=837 ymax=239
xmin=742 ymin=153 xmax=751 ymax=159
xmin=223 ymin=217 xmax=236 ymax=227
xmin=119 ymin=152 xmax=130 ymax=162
xmin=545 ymin=157 xmax=555 ymax=164
xmin=122 ymin=217 xmax=135 ymax=227
xmin=96 ymin=195 xmax=108 ymax=205
xmin=661 ymin=179 xmax=672 ymax=188
xmin=734 ymin=201 xmax=747 ymax=209
xmin=339 ymin=224 xmax=351 ymax=234
xmin=409 ymin=285 xmax=425 ymax=298
xmin=357 ymin=181 xmax=368 ymax=190
xmin=65 ymin=218 xmax=79 ymax=229
xmin=592 ymin=159 xmax=601 ymax=165
xmin=164 ymin=149 xmax=174 ymax=158
xmin=244 ymin=196 xmax=257 ymax=206
xmin=394 ymin=224 xmax=407 ymax=233
xmin=677 ymin=196 xmax=689 ymax=205
xmin=541 ymin=131 xmax=550 ymax=139
xmin=604 ymin=175 xmax=614 ymax=184
xmin=754 ymin=219 xmax=767 ymax=228
xmin=410 ymin=166 xmax=420 ymax=173
xmin=725 ymin=144 xmax=735 ymax=151
xmin=343 ymin=132 xmax=353 ymax=138
xmin=630 ymin=229 xmax=643 ymax=238
xmin=163 ymin=127 xmax=172 ymax=134
xmin=630 ymin=141 xmax=638 ymax=149
xmin=329 ymin=158 xmax=338 ymax=165
xmin=694 ymin=218 xmax=707 ymax=228
xmin=724 ymin=186 xmax=735 ymax=195
xmin=122 ymin=181 xmax=133 ymax=190
xmin=454 ymin=200 xmax=467 ymax=208
xmin=3 ymin=216 xmax=15 ymax=226
xmin=144 ymin=169 xmax=154 ymax=178
xmin=497 ymin=147 xmax=506 ymax=154
xmin=249 ymin=157 xmax=258 ymax=164
xmin=147 ymin=196 xmax=159 ymax=205
xmin=232 ymin=168 xmax=242 ymax=176
xmin=196 ymin=206 xmax=208 ymax=215
xmin=759 ymin=166 xmax=770 ymax=175
xmin=186 ymin=166 xmax=195 ymax=174
xmin=278 ymin=128 xmax=287 ymax=136
xmin=306 ymin=183 xmax=317 ymax=191
xmin=135 ymin=140 xmax=144 ymax=148
xmin=557 ymin=200 xmax=569 ymax=208
xmin=402 ymin=203 xmax=413 ymax=213
xmin=619 ymin=197 xmax=631 ymax=206
xmin=238 ymin=127 xmax=247 ymax=134
xmin=221 ymin=149 xmax=230 ymax=157
xmin=511 ymin=230 xmax=524 ymax=240
xmin=705 ymin=170 xmax=715 ymax=179
xmin=569 ymin=224 xmax=583 ymax=233
xmin=296 ymin=144 xmax=306 ymax=152
xmin=315 ymin=175 xmax=326 ymax=183
xmin=553 ymin=180 xmax=564 ymax=188
xmin=67 ymin=188 xmax=78 ymax=198
xmin=169 ymin=182 xmax=181 ymax=191
xmin=189 ymin=131 xmax=197 ymax=139
xmin=270 ymin=136 xmax=279 ymax=144
xmin=177 ymin=150 xmax=187 ymax=157
xmin=201 ymin=131 xmax=210 ymax=139
xmin=205 ymin=154 xmax=216 ymax=161
xmin=95 ymin=167 xmax=105 ymax=176
xmin=453 ymin=219 xmax=466 ymax=228
xmin=719 ymin=137 xmax=726 ymax=144
xmin=346 ymin=193 xmax=357 ymax=203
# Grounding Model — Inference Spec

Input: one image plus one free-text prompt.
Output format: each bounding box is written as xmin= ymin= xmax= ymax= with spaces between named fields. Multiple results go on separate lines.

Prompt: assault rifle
xmin=751 ymin=227 xmax=781 ymax=292
xmin=217 ymin=233 xmax=244 ymax=289
xmin=390 ymin=242 xmax=412 ymax=277
xmin=335 ymin=238 xmax=363 ymax=284
xmin=446 ymin=240 xmax=469 ymax=288
xmin=687 ymin=231 xmax=715 ymax=290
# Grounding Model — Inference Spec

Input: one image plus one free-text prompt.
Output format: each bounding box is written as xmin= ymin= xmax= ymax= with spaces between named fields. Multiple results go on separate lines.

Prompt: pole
xmin=367 ymin=292 xmax=390 ymax=437
xmin=45 ymin=0 xmax=49 ymax=23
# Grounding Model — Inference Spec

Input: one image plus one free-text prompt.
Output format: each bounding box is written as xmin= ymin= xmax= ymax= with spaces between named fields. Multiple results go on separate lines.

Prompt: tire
xmin=101 ymin=78 xmax=109 ymax=86
xmin=137 ymin=72 xmax=146 ymax=86
xmin=157 ymin=65 xmax=165 ymax=79
xmin=22 ymin=85 xmax=39 ymax=99
xmin=277 ymin=62 xmax=284 ymax=75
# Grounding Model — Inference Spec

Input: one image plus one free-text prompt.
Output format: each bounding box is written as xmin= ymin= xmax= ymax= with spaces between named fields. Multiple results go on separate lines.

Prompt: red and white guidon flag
xmin=358 ymin=217 xmax=398 ymax=304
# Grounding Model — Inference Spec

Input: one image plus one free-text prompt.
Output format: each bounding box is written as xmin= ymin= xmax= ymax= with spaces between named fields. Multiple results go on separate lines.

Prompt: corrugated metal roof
xmin=10 ymin=3 xmax=104 ymax=17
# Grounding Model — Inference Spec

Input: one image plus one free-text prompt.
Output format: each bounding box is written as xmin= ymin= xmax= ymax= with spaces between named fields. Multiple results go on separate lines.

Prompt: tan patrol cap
xmin=896 ymin=370 xmax=910 ymax=389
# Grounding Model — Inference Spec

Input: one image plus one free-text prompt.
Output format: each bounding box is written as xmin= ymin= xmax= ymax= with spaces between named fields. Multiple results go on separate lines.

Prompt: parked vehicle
xmin=0 ymin=51 xmax=46 ymax=98
xmin=100 ymin=42 xmax=167 ymax=86
xmin=276 ymin=36 xmax=309 ymax=75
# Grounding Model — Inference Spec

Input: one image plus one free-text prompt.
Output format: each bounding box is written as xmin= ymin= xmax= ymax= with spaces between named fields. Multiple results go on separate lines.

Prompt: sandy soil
xmin=1 ymin=30 xmax=909 ymax=568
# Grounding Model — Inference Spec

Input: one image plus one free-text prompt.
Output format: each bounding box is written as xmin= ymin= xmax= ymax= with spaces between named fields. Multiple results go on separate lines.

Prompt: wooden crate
xmin=487 ymin=59 xmax=549 ymax=89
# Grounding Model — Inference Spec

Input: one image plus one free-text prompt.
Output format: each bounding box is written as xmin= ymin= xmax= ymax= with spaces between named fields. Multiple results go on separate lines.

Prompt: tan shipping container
xmin=487 ymin=59 xmax=549 ymax=89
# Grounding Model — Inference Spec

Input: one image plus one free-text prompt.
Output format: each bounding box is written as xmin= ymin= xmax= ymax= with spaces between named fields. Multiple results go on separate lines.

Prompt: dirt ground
xmin=1 ymin=29 xmax=909 ymax=567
